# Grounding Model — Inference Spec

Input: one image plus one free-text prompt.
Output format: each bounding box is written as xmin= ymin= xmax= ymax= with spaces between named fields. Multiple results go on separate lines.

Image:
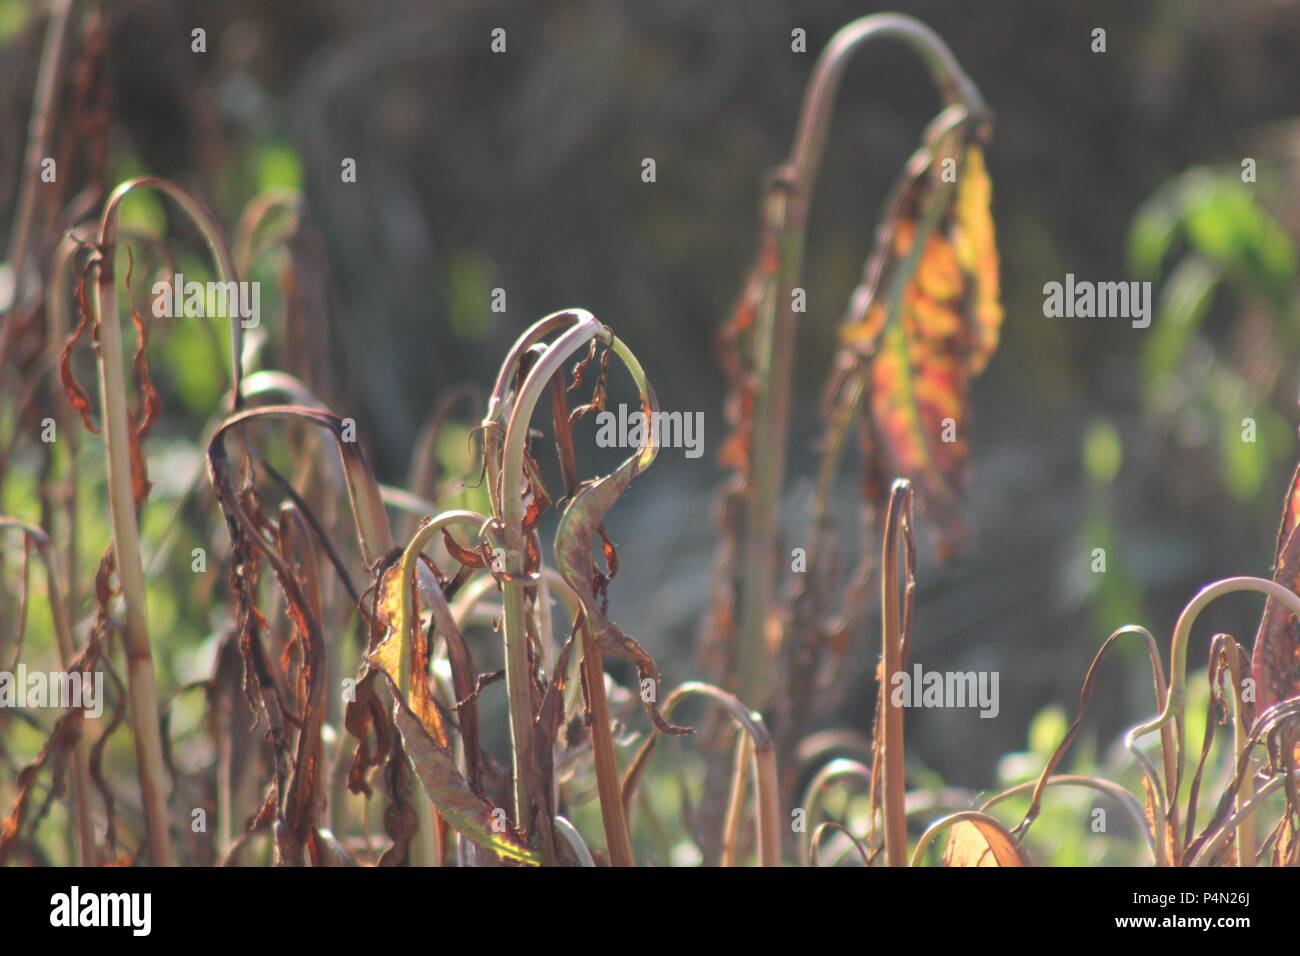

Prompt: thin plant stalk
xmin=0 ymin=519 xmax=95 ymax=864
xmin=1012 ymin=624 xmax=1168 ymax=855
xmin=720 ymin=732 xmax=751 ymax=866
xmin=92 ymin=232 xmax=168 ymax=864
xmin=1125 ymin=575 xmax=1300 ymax=866
xmin=879 ymin=481 xmax=912 ymax=866
xmin=1219 ymin=641 xmax=1254 ymax=866
xmin=491 ymin=311 xmax=606 ymax=834
xmin=735 ymin=14 xmax=989 ymax=707
xmin=0 ymin=0 xmax=74 ymax=396
xmin=92 ymin=177 xmax=259 ymax=863
xmin=623 ymin=682 xmax=781 ymax=866
xmin=580 ymin=627 xmax=635 ymax=866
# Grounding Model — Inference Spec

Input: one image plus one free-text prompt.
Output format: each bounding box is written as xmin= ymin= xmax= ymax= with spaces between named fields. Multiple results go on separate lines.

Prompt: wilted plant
xmin=701 ymin=15 xmax=1002 ymax=847
xmin=3 ymin=7 xmax=1299 ymax=871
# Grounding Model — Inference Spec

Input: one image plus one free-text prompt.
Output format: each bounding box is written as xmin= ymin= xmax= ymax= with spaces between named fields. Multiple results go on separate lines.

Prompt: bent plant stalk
xmin=580 ymin=630 xmax=635 ymax=866
xmin=1011 ymin=623 xmax=1169 ymax=861
xmin=623 ymin=682 xmax=780 ymax=866
xmin=89 ymin=178 xmax=248 ymax=865
xmin=1125 ymin=576 xmax=1300 ymax=866
xmin=208 ymin=404 xmax=406 ymax=857
xmin=735 ymin=13 xmax=990 ymax=707
xmin=489 ymin=312 xmax=667 ymax=863
xmin=486 ymin=311 xmax=610 ymax=840
xmin=799 ymin=757 xmax=871 ymax=866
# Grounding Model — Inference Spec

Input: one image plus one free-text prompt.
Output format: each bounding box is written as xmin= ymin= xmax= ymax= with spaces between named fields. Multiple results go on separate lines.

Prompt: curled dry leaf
xmin=373 ymin=665 xmax=541 ymax=866
xmin=843 ymin=145 xmax=1002 ymax=555
xmin=553 ymin=444 xmax=691 ymax=738
xmin=365 ymin=553 xmax=540 ymax=866
xmin=941 ymin=817 xmax=1031 ymax=867
xmin=370 ymin=562 xmax=449 ymax=749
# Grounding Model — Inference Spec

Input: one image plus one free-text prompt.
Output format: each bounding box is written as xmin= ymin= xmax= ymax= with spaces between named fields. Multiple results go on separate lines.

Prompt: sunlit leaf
xmin=379 ymin=670 xmax=542 ymax=866
xmin=941 ymin=818 xmax=1030 ymax=867
xmin=371 ymin=563 xmax=448 ymax=749
xmin=853 ymin=145 xmax=1002 ymax=551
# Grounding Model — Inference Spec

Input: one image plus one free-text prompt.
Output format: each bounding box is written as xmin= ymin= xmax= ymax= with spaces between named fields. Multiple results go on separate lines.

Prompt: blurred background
xmin=3 ymin=0 xmax=1300 ymax=792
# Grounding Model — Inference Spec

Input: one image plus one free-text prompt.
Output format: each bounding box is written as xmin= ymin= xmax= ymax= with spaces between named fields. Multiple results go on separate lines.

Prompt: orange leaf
xmin=863 ymin=145 xmax=1002 ymax=554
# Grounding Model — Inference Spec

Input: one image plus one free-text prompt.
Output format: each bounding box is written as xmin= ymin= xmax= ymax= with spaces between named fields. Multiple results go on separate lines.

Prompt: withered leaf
xmin=376 ymin=670 xmax=541 ymax=866
xmin=553 ymin=454 xmax=691 ymax=738
xmin=1252 ymin=461 xmax=1300 ymax=713
xmin=846 ymin=145 xmax=1002 ymax=555
xmin=370 ymin=562 xmax=449 ymax=749
xmin=941 ymin=818 xmax=1031 ymax=867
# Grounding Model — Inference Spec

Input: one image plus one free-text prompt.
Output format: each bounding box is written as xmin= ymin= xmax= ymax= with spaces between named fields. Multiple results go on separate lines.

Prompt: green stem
xmin=494 ymin=311 xmax=607 ymax=835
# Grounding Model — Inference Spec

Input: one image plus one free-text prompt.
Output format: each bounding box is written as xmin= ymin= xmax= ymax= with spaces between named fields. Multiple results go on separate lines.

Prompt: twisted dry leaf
xmin=941 ymin=818 xmax=1031 ymax=867
xmin=554 ymin=441 xmax=691 ymax=738
xmin=373 ymin=666 xmax=541 ymax=866
xmin=844 ymin=145 xmax=1002 ymax=555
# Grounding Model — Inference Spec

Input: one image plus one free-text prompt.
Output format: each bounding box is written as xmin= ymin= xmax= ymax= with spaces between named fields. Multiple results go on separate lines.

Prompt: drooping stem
xmin=94 ymin=180 xmax=247 ymax=864
xmin=622 ymin=682 xmax=781 ymax=866
xmin=1125 ymin=575 xmax=1300 ymax=866
xmin=736 ymin=14 xmax=988 ymax=707
xmin=92 ymin=236 xmax=172 ymax=866
xmin=492 ymin=311 xmax=607 ymax=834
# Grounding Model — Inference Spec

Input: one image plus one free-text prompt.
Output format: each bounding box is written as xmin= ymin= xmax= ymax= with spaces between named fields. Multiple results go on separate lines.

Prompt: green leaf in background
xmin=1028 ymin=706 xmax=1068 ymax=761
xmin=1082 ymin=419 xmax=1123 ymax=485
xmin=255 ymin=141 xmax=304 ymax=192
xmin=1183 ymin=177 xmax=1295 ymax=304
xmin=1141 ymin=254 xmax=1220 ymax=397
xmin=0 ymin=0 xmax=28 ymax=43
xmin=447 ymin=250 xmax=498 ymax=341
xmin=1127 ymin=187 xmax=1183 ymax=280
